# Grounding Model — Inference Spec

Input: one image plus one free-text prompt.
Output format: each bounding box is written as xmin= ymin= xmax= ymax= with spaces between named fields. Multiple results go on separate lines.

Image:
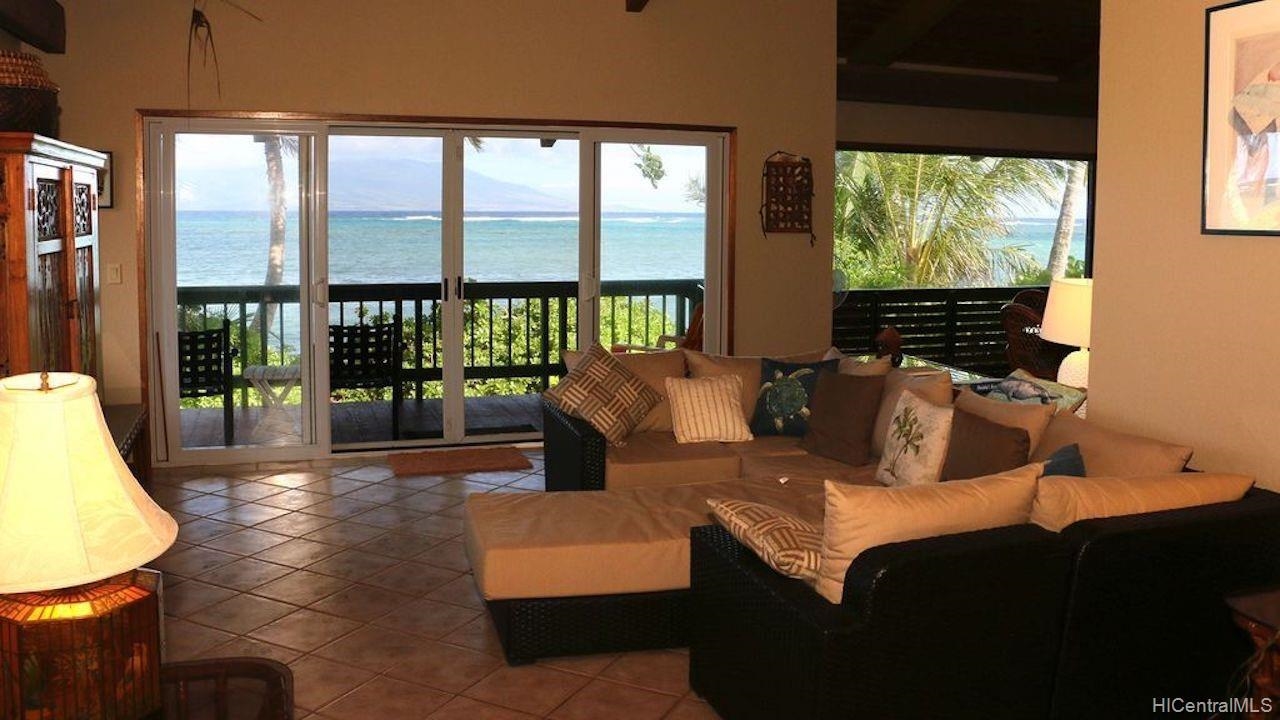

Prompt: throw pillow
xmin=799 ymin=371 xmax=885 ymax=466
xmin=684 ymin=348 xmax=832 ymax=423
xmin=954 ymin=388 xmax=1055 ymax=454
xmin=665 ymin=375 xmax=753 ymax=443
xmin=821 ymin=348 xmax=894 ymax=377
xmin=1042 ymin=443 xmax=1086 ymax=477
xmin=563 ymin=348 xmax=686 ymax=433
xmin=872 ymin=369 xmax=954 ymax=457
xmin=940 ymin=407 xmax=1031 ymax=481
xmin=816 ymin=464 xmax=1041 ymax=603
xmin=544 ymin=344 xmax=662 ymax=445
xmin=1029 ymin=412 xmax=1193 ymax=477
xmin=1009 ymin=369 xmax=1088 ymax=413
xmin=708 ymin=498 xmax=822 ymax=582
xmin=875 ymin=390 xmax=955 ymax=486
xmin=750 ymin=358 xmax=839 ymax=437
xmin=1031 ymin=473 xmax=1254 ymax=532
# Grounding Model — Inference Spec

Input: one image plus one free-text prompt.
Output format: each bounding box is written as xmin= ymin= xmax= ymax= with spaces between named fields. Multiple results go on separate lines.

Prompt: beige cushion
xmin=684 ymin=348 xmax=832 ymax=423
xmin=872 ymin=369 xmax=953 ymax=457
xmin=564 ymin=348 xmax=686 ymax=433
xmin=816 ymin=464 xmax=1041 ymax=603
xmin=605 ymin=431 xmax=740 ymax=490
xmin=1031 ymin=473 xmax=1254 ymax=532
xmin=739 ymin=452 xmax=880 ymax=486
xmin=708 ymin=499 xmax=822 ymax=582
xmin=876 ymin=390 xmax=955 ymax=486
xmin=545 ymin=344 xmax=662 ymax=445
xmin=1029 ymin=412 xmax=1194 ymax=477
xmin=464 ymin=476 xmax=826 ymax=599
xmin=666 ymin=376 xmax=753 ymax=443
xmin=954 ymin=388 xmax=1055 ymax=453
xmin=725 ymin=435 xmax=809 ymax=458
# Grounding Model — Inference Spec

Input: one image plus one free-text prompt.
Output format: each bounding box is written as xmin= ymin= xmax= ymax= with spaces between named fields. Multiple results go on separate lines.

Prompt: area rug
xmin=388 ymin=446 xmax=533 ymax=476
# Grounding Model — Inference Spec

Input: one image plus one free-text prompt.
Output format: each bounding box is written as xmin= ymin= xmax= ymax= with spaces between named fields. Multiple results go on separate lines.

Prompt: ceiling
xmin=837 ymin=0 xmax=1101 ymax=117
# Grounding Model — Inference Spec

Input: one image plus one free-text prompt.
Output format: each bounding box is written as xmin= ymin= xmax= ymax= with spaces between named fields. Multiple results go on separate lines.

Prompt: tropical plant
xmin=1046 ymin=160 xmax=1088 ymax=279
xmin=886 ymin=405 xmax=924 ymax=480
xmin=1013 ymin=255 xmax=1086 ymax=286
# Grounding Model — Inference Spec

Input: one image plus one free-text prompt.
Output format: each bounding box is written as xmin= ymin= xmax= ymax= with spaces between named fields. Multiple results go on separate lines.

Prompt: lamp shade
xmin=1040 ymin=278 xmax=1093 ymax=349
xmin=0 ymin=373 xmax=176 ymax=594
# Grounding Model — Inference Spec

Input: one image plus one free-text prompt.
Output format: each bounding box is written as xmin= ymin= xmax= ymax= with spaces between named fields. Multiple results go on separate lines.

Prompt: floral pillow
xmin=875 ymin=389 xmax=955 ymax=486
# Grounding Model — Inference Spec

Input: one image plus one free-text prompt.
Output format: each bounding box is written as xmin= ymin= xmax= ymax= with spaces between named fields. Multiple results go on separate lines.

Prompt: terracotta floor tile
xmin=318 ymin=675 xmax=450 ymax=720
xmin=256 ymin=488 xmax=332 ymax=510
xmin=161 ymin=579 xmax=239 ymax=617
xmin=362 ymin=561 xmax=459 ymax=596
xmin=210 ymin=503 xmax=293 ymax=526
xmin=664 ymin=696 xmax=720 ymax=720
xmin=305 ymin=496 xmax=380 ymax=520
xmin=250 ymin=609 xmax=362 ymax=652
xmin=600 ymin=650 xmax=690 ymax=696
xmin=348 ymin=504 xmax=428 ymax=529
xmin=203 ymin=527 xmax=292 ymax=555
xmin=343 ymin=483 xmax=420 ymax=504
xmin=257 ymin=470 xmax=330 ymax=489
xmin=302 ymin=477 xmax=373 ymax=497
xmin=167 ymin=510 xmax=200 ymax=525
xmin=425 ymin=479 xmax=494 ymax=498
xmin=439 ymin=615 xmax=504 ymax=657
xmin=464 ymin=665 xmax=590 ymax=716
xmin=414 ymin=540 xmax=471 ymax=572
xmin=384 ymin=639 xmax=502 ymax=693
xmin=337 ymin=464 xmax=396 ymax=482
xmin=308 ymin=583 xmax=412 ymax=622
xmin=505 ymin=475 xmax=546 ymax=491
xmin=150 ymin=546 xmax=241 ymax=578
xmin=426 ymin=575 xmax=485 ymax=610
xmin=172 ymin=494 xmax=243 ymax=517
xmin=374 ymin=598 xmax=479 ymax=639
xmin=435 ymin=503 xmax=470 ymax=519
xmin=288 ymin=655 xmax=375 ymax=711
xmin=399 ymin=491 xmax=463 ymax=513
xmin=197 ymin=557 xmax=295 ymax=591
xmin=403 ymin=514 xmax=465 ymax=539
xmin=252 ymin=570 xmax=351 ymax=605
xmin=254 ymin=538 xmax=345 ymax=567
xmin=176 ymin=475 xmax=246 ymax=493
xmin=177 ymin=517 xmax=242 ymax=544
xmin=256 ymin=511 xmax=339 ymax=537
xmin=303 ymin=521 xmax=387 ymax=546
xmin=305 ymin=549 xmax=401 ymax=581
xmin=150 ymin=485 xmax=202 ymax=506
xmin=313 ymin=624 xmax=430 ymax=672
xmin=360 ymin=531 xmax=443 ymax=560
xmin=459 ymin=470 xmax=528 ymax=487
xmin=198 ymin=635 xmax=302 ymax=665
xmin=384 ymin=475 xmax=449 ymax=492
xmin=541 ymin=653 xmax=622 ymax=678
xmin=186 ymin=593 xmax=295 ymax=634
xmin=549 ymin=678 xmax=678 ymax=720
xmin=163 ymin=618 xmax=237 ymax=661
xmin=214 ymin=481 xmax=287 ymax=502
xmin=426 ymin=696 xmax=537 ymax=720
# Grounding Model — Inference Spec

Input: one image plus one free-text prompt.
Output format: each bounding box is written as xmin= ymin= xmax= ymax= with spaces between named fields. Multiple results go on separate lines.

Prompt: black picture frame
xmin=1203 ymin=0 xmax=1280 ymax=235
xmin=97 ymin=150 xmax=113 ymax=209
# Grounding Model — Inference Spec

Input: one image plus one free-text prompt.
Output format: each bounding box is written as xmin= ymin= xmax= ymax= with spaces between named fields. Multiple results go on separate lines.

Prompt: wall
xmin=1092 ymin=0 xmax=1280 ymax=488
xmin=837 ymin=101 xmax=1097 ymax=156
xmin=38 ymin=0 xmax=836 ymax=403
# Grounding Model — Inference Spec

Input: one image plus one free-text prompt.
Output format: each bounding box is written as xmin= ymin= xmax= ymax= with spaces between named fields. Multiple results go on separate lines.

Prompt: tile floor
xmin=149 ymin=448 xmax=718 ymax=720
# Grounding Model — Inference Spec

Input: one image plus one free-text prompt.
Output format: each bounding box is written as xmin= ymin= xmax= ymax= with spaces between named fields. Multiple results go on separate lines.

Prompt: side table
xmin=1226 ymin=588 xmax=1280 ymax=718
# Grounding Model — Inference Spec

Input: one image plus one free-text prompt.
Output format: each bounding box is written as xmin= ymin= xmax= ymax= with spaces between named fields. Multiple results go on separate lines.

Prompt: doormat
xmin=388 ymin=445 xmax=533 ymax=476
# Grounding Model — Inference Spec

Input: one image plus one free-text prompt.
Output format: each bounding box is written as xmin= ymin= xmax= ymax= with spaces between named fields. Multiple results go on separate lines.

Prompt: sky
xmin=174 ymin=132 xmax=709 ymax=213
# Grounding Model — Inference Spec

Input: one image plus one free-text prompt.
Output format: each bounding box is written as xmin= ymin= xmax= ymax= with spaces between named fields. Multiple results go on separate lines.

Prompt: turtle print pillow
xmin=750 ymin=358 xmax=839 ymax=437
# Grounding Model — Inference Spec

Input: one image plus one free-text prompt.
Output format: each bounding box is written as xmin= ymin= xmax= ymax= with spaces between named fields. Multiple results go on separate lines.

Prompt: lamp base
xmin=1056 ymin=348 xmax=1090 ymax=389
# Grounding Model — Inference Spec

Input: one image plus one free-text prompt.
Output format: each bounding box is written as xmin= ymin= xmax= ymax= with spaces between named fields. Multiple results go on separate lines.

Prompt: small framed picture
xmin=98 ymin=150 xmax=113 ymax=209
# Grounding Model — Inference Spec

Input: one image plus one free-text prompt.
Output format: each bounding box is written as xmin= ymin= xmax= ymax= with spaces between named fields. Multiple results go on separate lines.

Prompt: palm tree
xmin=1046 ymin=160 xmax=1087 ymax=279
xmin=253 ymin=134 xmax=297 ymax=334
xmin=834 ymin=151 xmax=1058 ymax=287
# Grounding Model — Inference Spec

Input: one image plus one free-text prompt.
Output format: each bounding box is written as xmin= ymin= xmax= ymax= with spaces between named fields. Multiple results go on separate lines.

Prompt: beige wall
xmin=39 ymin=0 xmax=836 ymax=403
xmin=1093 ymin=0 xmax=1280 ymax=488
xmin=838 ymin=101 xmax=1097 ymax=156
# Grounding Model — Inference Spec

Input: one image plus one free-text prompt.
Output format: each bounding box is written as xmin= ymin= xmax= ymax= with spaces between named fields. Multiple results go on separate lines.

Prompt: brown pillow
xmin=954 ymin=388 xmax=1055 ymax=454
xmin=1029 ymin=412 xmax=1194 ymax=477
xmin=800 ymin=371 xmax=885 ymax=466
xmin=941 ymin=407 xmax=1032 ymax=481
xmin=564 ymin=348 xmax=686 ymax=432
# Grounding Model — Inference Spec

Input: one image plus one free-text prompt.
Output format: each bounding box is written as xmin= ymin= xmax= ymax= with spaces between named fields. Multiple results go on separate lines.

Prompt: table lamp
xmin=0 ymin=372 xmax=177 ymax=720
xmin=1040 ymin=277 xmax=1093 ymax=389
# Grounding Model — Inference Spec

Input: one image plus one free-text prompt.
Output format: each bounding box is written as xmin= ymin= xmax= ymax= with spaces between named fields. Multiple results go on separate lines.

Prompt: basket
xmin=0 ymin=51 xmax=59 ymax=136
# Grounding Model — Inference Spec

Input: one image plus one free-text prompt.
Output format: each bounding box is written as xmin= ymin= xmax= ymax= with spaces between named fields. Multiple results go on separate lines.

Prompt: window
xmin=833 ymin=148 xmax=1091 ymax=290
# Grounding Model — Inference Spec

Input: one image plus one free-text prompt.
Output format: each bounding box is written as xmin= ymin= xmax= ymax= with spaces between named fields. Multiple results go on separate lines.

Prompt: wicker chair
xmin=177 ymin=319 xmax=238 ymax=446
xmin=329 ymin=317 xmax=405 ymax=440
xmin=612 ymin=302 xmax=705 ymax=353
xmin=1000 ymin=298 xmax=1074 ymax=380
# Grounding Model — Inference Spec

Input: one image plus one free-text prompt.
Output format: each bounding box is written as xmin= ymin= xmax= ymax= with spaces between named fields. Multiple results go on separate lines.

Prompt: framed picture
xmin=97 ymin=150 xmax=113 ymax=209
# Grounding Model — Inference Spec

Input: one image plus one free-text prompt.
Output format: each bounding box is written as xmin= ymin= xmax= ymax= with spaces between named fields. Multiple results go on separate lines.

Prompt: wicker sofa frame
xmin=543 ymin=399 xmax=606 ymax=491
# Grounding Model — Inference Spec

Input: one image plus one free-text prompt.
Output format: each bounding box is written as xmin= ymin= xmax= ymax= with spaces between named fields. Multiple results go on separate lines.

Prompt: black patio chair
xmin=329 ymin=316 xmax=405 ymax=440
xmin=178 ymin=319 xmax=238 ymax=446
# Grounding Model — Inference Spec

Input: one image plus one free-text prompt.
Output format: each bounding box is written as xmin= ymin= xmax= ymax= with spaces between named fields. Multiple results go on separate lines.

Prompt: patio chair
xmin=177 ymin=319 xmax=238 ymax=446
xmin=329 ymin=316 xmax=405 ymax=440
xmin=1000 ymin=298 xmax=1074 ymax=380
xmin=612 ymin=302 xmax=705 ymax=353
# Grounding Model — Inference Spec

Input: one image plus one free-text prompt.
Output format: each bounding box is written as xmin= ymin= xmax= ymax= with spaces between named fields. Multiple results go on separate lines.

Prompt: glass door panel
xmin=598 ymin=143 xmax=707 ymax=352
xmin=459 ymin=135 xmax=579 ymax=438
xmin=173 ymin=132 xmax=309 ymax=450
xmin=328 ymin=133 xmax=443 ymax=445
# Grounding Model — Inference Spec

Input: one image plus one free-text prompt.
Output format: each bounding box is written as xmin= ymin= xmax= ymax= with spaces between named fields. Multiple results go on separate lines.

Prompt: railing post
xmin=945 ymin=292 xmax=958 ymax=366
xmin=540 ymin=297 xmax=552 ymax=391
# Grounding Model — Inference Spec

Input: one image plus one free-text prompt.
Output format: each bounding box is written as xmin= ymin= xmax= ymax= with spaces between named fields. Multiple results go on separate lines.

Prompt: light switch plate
xmin=106 ymin=263 xmax=123 ymax=285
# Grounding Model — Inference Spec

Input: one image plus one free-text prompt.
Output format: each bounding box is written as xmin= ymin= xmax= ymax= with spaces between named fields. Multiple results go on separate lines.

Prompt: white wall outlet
xmin=106 ymin=263 xmax=123 ymax=285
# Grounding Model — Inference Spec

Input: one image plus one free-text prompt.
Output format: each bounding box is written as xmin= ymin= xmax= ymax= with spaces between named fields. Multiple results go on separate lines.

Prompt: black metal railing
xmin=176 ymin=278 xmax=703 ymax=406
xmin=832 ymin=286 xmax=1047 ymax=377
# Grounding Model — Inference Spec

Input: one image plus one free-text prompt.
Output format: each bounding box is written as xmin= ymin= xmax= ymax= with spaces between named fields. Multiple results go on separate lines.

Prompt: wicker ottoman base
xmin=486 ymin=589 xmax=690 ymax=665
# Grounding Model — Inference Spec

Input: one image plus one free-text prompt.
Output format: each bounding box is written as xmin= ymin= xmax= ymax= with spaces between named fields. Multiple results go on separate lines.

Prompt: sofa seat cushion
xmin=605 ymin=431 xmax=741 ymax=490
xmin=464 ymin=477 xmax=826 ymax=600
xmin=725 ymin=435 xmax=809 ymax=458
xmin=739 ymin=452 xmax=879 ymax=486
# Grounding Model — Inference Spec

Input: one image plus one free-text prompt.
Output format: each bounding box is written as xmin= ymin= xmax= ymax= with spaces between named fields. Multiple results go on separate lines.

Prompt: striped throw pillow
xmin=708 ymin=499 xmax=822 ymax=582
xmin=665 ymin=375 xmax=753 ymax=443
xmin=544 ymin=344 xmax=662 ymax=445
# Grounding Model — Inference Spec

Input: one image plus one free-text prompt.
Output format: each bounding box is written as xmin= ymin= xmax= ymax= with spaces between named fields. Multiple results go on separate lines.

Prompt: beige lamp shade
xmin=1040 ymin=278 xmax=1093 ymax=349
xmin=0 ymin=373 xmax=177 ymax=594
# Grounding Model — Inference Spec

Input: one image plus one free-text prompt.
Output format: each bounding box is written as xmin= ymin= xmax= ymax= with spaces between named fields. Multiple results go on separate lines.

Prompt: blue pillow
xmin=1043 ymin=443 xmax=1087 ymax=477
xmin=751 ymin=358 xmax=839 ymax=437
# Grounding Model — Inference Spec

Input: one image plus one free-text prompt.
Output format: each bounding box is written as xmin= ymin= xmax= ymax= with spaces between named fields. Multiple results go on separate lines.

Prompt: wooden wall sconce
xmin=760 ymin=151 xmax=815 ymax=245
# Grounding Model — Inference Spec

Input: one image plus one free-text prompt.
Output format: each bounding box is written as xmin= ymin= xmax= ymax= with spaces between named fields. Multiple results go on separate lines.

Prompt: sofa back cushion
xmin=941 ymin=407 xmax=1031 ymax=481
xmin=666 ymin=375 xmax=753 ymax=443
xmin=954 ymin=388 xmax=1055 ymax=453
xmin=684 ymin=348 xmax=830 ymax=423
xmin=1031 ymin=473 xmax=1254 ymax=532
xmin=545 ymin=344 xmax=662 ymax=445
xmin=1029 ymin=412 xmax=1194 ymax=477
xmin=799 ymin=371 xmax=884 ymax=467
xmin=872 ymin=369 xmax=954 ymax=457
xmin=816 ymin=464 xmax=1041 ymax=603
xmin=564 ymin=348 xmax=686 ymax=433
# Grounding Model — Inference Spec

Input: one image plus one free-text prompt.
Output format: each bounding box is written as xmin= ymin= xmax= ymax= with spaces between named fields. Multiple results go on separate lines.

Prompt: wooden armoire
xmin=0 ymin=133 xmax=106 ymax=382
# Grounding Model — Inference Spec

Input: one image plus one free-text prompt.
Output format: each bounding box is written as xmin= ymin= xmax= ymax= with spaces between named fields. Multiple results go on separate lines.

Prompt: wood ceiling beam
xmin=838 ymin=64 xmax=1098 ymax=118
xmin=846 ymin=0 xmax=963 ymax=66
xmin=626 ymin=0 xmax=650 ymax=12
xmin=0 ymin=0 xmax=64 ymax=53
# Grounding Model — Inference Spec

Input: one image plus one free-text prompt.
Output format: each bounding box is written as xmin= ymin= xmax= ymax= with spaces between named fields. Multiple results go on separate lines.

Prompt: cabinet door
xmin=69 ymin=165 xmax=99 ymax=377
xmin=27 ymin=160 xmax=70 ymax=371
